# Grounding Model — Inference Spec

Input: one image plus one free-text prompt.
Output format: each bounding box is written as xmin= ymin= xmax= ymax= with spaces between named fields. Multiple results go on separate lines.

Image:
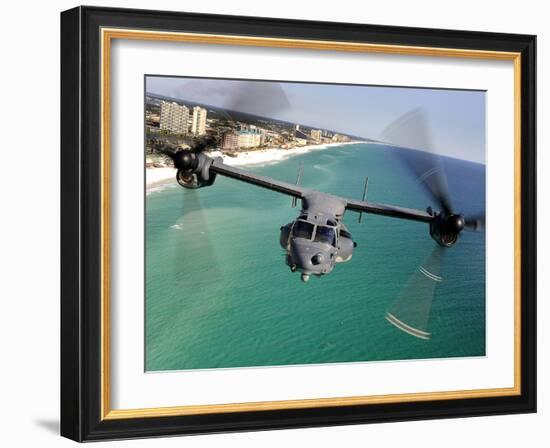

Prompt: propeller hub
xmin=430 ymin=212 xmax=464 ymax=247
xmin=173 ymin=150 xmax=198 ymax=172
xmin=448 ymin=214 xmax=465 ymax=233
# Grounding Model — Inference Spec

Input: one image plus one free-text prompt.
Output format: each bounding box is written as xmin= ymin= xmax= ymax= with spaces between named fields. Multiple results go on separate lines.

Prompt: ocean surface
xmin=145 ymin=143 xmax=486 ymax=371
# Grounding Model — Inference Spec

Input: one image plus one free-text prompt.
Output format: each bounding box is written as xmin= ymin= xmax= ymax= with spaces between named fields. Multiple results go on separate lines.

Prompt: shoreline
xmin=146 ymin=140 xmax=363 ymax=190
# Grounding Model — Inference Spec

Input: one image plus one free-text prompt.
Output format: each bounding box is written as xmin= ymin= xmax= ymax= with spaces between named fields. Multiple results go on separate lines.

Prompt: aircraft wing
xmin=345 ymin=198 xmax=433 ymax=223
xmin=210 ymin=160 xmax=307 ymax=198
xmin=210 ymin=160 xmax=431 ymax=222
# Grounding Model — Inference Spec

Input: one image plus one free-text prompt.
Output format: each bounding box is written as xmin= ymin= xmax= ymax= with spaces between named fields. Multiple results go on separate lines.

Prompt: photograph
xmin=144 ymin=76 xmax=487 ymax=372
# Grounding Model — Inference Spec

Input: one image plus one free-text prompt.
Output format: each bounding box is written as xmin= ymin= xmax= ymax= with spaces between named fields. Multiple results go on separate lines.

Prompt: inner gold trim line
xmin=100 ymin=27 xmax=522 ymax=420
xmin=102 ymin=28 xmax=519 ymax=60
xmin=101 ymin=29 xmax=112 ymax=421
xmin=513 ymin=54 xmax=522 ymax=393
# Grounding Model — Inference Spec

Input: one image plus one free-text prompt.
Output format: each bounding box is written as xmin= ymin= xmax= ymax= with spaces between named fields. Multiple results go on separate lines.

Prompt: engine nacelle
xmin=279 ymin=223 xmax=292 ymax=249
xmin=176 ymin=169 xmax=217 ymax=189
xmin=429 ymin=213 xmax=465 ymax=247
xmin=336 ymin=231 xmax=355 ymax=262
xmin=173 ymin=151 xmax=218 ymax=189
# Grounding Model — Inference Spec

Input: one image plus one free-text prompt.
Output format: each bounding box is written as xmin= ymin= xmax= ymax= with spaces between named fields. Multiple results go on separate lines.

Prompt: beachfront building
xmin=222 ymin=129 xmax=262 ymax=150
xmin=295 ymin=129 xmax=309 ymax=141
xmin=145 ymin=111 xmax=160 ymax=126
xmin=222 ymin=132 xmax=240 ymax=150
xmin=191 ymin=106 xmax=207 ymax=136
xmin=238 ymin=129 xmax=262 ymax=148
xmin=310 ymin=129 xmax=322 ymax=142
xmin=332 ymin=133 xmax=351 ymax=142
xmin=159 ymin=101 xmax=189 ymax=135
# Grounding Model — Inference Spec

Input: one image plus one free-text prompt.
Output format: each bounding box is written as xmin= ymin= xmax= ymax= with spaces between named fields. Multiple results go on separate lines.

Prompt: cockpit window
xmin=314 ymin=225 xmax=336 ymax=246
xmin=293 ymin=220 xmax=314 ymax=240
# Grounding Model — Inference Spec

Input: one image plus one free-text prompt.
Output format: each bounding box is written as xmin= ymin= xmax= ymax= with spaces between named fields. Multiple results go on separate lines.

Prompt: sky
xmin=146 ymin=76 xmax=486 ymax=163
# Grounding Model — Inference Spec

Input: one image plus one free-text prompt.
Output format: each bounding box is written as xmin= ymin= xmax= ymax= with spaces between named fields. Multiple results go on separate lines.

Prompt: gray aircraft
xmin=161 ymin=141 xmax=482 ymax=284
xmin=157 ymin=107 xmax=485 ymax=340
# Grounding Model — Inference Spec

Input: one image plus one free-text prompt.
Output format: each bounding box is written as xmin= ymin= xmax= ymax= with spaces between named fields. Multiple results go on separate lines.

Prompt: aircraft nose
xmin=289 ymin=239 xmax=330 ymax=275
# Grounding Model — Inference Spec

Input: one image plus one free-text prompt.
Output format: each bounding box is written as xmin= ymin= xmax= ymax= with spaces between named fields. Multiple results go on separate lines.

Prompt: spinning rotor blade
xmin=382 ymin=108 xmax=453 ymax=215
xmin=464 ymin=213 xmax=485 ymax=232
xmin=158 ymin=143 xmax=176 ymax=156
xmin=385 ymin=244 xmax=445 ymax=340
xmin=224 ymin=81 xmax=292 ymax=116
xmin=171 ymin=189 xmax=220 ymax=286
xmin=172 ymin=78 xmax=292 ymax=131
xmin=162 ymin=80 xmax=293 ymax=158
xmin=156 ymin=148 xmax=220 ymax=281
xmin=175 ymin=78 xmax=292 ymax=118
xmin=189 ymin=134 xmax=218 ymax=153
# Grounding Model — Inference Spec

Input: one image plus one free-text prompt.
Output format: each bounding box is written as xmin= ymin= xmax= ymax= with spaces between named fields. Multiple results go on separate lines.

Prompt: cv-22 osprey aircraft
xmin=160 ymin=110 xmax=484 ymax=286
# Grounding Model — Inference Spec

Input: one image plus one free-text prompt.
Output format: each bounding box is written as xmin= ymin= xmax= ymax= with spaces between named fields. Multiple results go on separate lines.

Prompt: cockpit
xmin=313 ymin=225 xmax=337 ymax=246
xmin=292 ymin=220 xmax=314 ymax=239
xmin=292 ymin=220 xmax=337 ymax=247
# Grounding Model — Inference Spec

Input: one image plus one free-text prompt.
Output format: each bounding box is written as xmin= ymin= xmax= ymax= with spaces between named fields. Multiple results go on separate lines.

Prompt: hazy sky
xmin=146 ymin=76 xmax=486 ymax=163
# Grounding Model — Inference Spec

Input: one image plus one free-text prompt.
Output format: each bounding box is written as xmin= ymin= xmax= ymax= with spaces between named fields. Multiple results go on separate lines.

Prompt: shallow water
xmin=145 ymin=143 xmax=486 ymax=371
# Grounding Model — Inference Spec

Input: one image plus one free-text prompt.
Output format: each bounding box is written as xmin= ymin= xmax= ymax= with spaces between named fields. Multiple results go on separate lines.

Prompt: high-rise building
xmin=222 ymin=132 xmax=240 ymax=150
xmin=159 ymin=101 xmax=189 ymax=135
xmin=191 ymin=106 xmax=207 ymax=136
xmin=310 ymin=129 xmax=322 ymax=142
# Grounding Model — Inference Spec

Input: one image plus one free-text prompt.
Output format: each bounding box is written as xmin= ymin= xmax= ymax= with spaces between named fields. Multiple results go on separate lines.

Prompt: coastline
xmin=146 ymin=141 xmax=362 ymax=190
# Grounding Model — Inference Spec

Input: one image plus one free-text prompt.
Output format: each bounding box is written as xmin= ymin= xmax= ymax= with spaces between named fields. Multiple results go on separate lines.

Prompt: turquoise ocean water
xmin=145 ymin=143 xmax=486 ymax=371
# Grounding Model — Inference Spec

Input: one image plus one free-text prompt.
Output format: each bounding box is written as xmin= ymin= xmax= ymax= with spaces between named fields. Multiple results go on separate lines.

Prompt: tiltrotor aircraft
xmin=159 ymin=108 xmax=486 ymax=340
xmin=160 ymin=109 xmax=484 ymax=292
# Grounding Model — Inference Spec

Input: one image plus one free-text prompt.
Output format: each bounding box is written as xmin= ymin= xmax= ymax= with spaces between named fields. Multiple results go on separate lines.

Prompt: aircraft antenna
xmin=291 ymin=163 xmax=304 ymax=208
xmin=358 ymin=177 xmax=369 ymax=223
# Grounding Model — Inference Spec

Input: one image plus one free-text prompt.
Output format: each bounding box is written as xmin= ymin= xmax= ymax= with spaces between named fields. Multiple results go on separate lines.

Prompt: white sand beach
xmin=146 ymin=141 xmax=362 ymax=190
xmin=146 ymin=166 xmax=177 ymax=188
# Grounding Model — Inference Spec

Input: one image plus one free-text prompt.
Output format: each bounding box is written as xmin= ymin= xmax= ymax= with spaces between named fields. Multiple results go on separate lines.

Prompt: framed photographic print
xmin=60 ymin=6 xmax=536 ymax=442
